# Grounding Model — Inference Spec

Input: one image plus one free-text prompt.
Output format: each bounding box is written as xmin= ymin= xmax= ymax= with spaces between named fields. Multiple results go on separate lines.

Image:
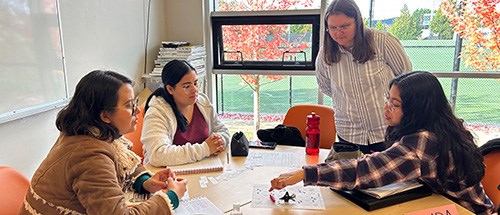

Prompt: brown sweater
xmin=21 ymin=134 xmax=173 ymax=214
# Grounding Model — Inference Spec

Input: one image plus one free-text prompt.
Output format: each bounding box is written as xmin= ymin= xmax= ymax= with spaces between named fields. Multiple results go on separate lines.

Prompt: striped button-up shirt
xmin=316 ymin=30 xmax=412 ymax=145
xmin=303 ymin=131 xmax=494 ymax=214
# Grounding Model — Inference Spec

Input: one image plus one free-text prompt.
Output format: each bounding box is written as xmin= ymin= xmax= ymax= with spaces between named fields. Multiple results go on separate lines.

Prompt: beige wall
xmin=164 ymin=0 xmax=204 ymax=45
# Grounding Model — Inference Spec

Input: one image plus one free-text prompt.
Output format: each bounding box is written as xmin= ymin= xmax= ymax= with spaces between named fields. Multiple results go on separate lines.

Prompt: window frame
xmin=211 ymin=10 xmax=321 ymax=71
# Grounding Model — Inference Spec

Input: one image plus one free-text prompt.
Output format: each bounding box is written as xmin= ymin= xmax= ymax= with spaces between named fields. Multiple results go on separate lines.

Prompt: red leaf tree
xmin=440 ymin=0 xmax=500 ymax=71
xmin=218 ymin=0 xmax=314 ymax=134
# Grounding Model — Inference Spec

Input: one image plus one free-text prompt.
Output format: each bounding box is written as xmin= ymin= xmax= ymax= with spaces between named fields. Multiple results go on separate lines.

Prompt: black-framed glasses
xmin=326 ymin=22 xmax=354 ymax=33
xmin=384 ymin=92 xmax=400 ymax=113
xmin=124 ymin=98 xmax=139 ymax=116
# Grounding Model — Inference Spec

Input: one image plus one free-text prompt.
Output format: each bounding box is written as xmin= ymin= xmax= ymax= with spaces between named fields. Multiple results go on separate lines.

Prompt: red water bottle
xmin=306 ymin=112 xmax=320 ymax=155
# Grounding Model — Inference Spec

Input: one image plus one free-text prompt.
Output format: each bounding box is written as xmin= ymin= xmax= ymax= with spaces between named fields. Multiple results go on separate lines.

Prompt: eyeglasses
xmin=326 ymin=22 xmax=354 ymax=33
xmin=124 ymin=98 xmax=139 ymax=116
xmin=384 ymin=92 xmax=401 ymax=113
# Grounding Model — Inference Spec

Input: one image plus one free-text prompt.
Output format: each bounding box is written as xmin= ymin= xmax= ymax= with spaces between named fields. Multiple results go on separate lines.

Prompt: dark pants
xmin=338 ymin=136 xmax=386 ymax=154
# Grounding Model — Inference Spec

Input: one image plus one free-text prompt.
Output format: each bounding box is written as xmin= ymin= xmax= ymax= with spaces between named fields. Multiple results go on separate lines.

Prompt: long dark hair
xmin=385 ymin=71 xmax=484 ymax=189
xmin=323 ymin=0 xmax=375 ymax=64
xmin=144 ymin=60 xmax=196 ymax=132
xmin=56 ymin=70 xmax=133 ymax=141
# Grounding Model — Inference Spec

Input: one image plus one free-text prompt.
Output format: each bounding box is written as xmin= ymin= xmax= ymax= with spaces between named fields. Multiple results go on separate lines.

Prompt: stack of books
xmin=150 ymin=41 xmax=206 ymax=77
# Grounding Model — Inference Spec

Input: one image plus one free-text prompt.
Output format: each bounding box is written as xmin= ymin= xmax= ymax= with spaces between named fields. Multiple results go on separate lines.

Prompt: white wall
xmin=0 ymin=0 xmax=172 ymax=179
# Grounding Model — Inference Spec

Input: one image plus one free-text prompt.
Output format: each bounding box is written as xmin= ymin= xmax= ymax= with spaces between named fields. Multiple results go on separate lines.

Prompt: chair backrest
xmin=283 ymin=104 xmax=336 ymax=149
xmin=0 ymin=166 xmax=30 ymax=214
xmin=124 ymin=106 xmax=145 ymax=162
xmin=482 ymin=150 xmax=500 ymax=211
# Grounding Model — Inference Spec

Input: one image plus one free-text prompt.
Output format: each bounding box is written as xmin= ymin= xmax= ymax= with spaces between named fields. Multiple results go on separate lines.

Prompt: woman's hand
xmin=167 ymin=177 xmax=188 ymax=199
xmin=205 ymin=133 xmax=225 ymax=155
xmin=143 ymin=168 xmax=176 ymax=193
xmin=269 ymin=169 xmax=305 ymax=191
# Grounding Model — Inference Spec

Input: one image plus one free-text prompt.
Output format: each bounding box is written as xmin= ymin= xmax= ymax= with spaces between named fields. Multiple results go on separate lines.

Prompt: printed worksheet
xmin=245 ymin=151 xmax=300 ymax=167
xmin=252 ymin=184 xmax=325 ymax=210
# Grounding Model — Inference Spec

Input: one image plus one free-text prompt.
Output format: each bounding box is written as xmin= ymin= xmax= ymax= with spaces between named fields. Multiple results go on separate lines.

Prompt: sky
xmin=356 ymin=0 xmax=445 ymax=20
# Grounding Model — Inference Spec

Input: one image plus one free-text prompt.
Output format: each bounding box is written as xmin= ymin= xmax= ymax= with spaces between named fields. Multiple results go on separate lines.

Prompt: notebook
xmin=331 ymin=184 xmax=432 ymax=211
xmin=168 ymin=156 xmax=224 ymax=175
xmin=174 ymin=196 xmax=223 ymax=215
xmin=357 ymin=180 xmax=424 ymax=199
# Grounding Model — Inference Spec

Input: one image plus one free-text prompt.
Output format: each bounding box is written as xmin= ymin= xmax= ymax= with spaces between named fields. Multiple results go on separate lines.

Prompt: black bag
xmin=230 ymin=131 xmax=249 ymax=156
xmin=257 ymin=124 xmax=305 ymax=147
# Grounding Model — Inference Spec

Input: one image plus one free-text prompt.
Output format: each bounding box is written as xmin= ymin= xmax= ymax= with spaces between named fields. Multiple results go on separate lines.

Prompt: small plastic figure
xmin=279 ymin=191 xmax=296 ymax=203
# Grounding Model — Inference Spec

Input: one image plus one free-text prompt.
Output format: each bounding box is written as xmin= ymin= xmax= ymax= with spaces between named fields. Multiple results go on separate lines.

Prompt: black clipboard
xmin=331 ymin=186 xmax=433 ymax=211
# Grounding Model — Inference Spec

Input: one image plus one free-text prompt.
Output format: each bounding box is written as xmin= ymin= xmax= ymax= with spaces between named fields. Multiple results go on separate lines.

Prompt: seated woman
xmin=269 ymin=71 xmax=494 ymax=214
xmin=22 ymin=70 xmax=187 ymax=214
xmin=142 ymin=60 xmax=230 ymax=166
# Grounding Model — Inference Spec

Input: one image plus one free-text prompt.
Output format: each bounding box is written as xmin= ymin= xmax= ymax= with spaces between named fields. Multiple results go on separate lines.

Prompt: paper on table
xmin=357 ymin=180 xmax=424 ymax=199
xmin=252 ymin=184 xmax=325 ymax=210
xmin=174 ymin=196 xmax=223 ymax=215
xmin=245 ymin=151 xmax=300 ymax=167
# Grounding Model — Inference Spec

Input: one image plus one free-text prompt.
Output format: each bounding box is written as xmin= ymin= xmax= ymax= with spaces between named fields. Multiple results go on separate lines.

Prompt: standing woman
xmin=270 ymin=72 xmax=493 ymax=214
xmin=317 ymin=0 xmax=412 ymax=153
xmin=22 ymin=70 xmax=187 ymax=214
xmin=142 ymin=60 xmax=230 ymax=166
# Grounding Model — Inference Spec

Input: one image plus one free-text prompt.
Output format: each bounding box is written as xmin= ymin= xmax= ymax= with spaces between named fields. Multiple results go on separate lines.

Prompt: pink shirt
xmin=173 ymin=105 xmax=209 ymax=146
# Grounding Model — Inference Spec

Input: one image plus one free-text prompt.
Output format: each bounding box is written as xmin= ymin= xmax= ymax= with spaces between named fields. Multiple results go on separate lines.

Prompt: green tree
xmin=429 ymin=10 xmax=453 ymax=39
xmin=290 ymin=24 xmax=312 ymax=34
xmin=388 ymin=4 xmax=420 ymax=40
xmin=375 ymin=20 xmax=385 ymax=31
xmin=411 ymin=8 xmax=432 ymax=29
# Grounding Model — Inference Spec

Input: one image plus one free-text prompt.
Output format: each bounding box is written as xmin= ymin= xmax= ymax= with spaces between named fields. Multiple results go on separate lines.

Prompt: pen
xmin=226 ymin=152 xmax=229 ymax=164
xmin=269 ymin=193 xmax=276 ymax=203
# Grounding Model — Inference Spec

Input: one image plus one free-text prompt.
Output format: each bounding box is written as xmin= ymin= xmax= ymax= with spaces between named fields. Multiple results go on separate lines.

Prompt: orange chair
xmin=124 ymin=106 xmax=145 ymax=162
xmin=283 ymin=104 xmax=336 ymax=149
xmin=0 ymin=166 xmax=30 ymax=214
xmin=481 ymin=150 xmax=500 ymax=211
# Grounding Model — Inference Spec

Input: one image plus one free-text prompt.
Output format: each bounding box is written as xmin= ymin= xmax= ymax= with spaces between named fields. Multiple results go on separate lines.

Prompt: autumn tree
xmin=217 ymin=0 xmax=314 ymax=133
xmin=440 ymin=0 xmax=500 ymax=71
xmin=388 ymin=4 xmax=421 ymax=40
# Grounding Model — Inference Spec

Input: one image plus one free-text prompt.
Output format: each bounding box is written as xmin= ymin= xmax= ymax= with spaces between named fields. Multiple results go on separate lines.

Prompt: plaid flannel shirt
xmin=303 ymin=131 xmax=494 ymax=214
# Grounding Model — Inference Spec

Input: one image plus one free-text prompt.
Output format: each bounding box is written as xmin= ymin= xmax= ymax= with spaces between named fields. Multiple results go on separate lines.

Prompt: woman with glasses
xmin=270 ymin=71 xmax=493 ymax=214
xmin=317 ymin=0 xmax=412 ymax=153
xmin=142 ymin=60 xmax=229 ymax=166
xmin=22 ymin=70 xmax=187 ymax=214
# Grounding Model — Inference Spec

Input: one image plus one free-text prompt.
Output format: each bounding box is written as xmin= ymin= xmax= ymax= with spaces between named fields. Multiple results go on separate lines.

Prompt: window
xmin=211 ymin=10 xmax=320 ymax=71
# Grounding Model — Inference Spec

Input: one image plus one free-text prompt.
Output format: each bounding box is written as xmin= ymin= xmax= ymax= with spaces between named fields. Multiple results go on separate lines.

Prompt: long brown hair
xmin=56 ymin=70 xmax=133 ymax=141
xmin=323 ymin=0 xmax=375 ymax=64
xmin=386 ymin=71 xmax=484 ymax=190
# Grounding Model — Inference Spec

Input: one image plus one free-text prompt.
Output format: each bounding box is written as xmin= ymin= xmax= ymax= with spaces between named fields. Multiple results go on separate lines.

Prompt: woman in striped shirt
xmin=317 ymin=0 xmax=413 ymax=153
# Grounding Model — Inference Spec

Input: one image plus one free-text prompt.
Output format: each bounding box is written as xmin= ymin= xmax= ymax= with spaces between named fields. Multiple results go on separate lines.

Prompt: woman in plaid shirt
xmin=270 ymin=71 xmax=494 ymax=214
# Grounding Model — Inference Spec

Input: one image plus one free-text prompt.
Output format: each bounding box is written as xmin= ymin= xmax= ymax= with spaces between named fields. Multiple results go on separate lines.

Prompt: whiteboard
xmin=0 ymin=0 xmax=67 ymax=123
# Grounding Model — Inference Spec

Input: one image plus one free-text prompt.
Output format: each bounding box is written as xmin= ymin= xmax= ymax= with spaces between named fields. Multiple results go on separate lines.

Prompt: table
xmin=147 ymin=145 xmax=473 ymax=214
